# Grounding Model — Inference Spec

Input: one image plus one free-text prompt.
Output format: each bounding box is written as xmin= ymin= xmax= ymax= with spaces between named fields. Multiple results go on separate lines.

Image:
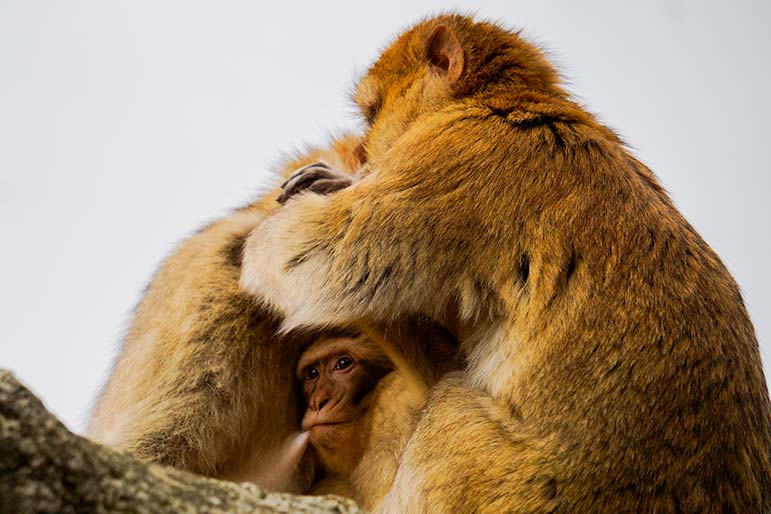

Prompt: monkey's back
xmin=477 ymin=102 xmax=771 ymax=511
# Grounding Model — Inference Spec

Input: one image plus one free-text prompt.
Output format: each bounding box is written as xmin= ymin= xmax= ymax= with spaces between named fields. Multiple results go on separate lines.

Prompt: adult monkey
xmin=241 ymin=14 xmax=771 ymax=512
xmin=87 ymin=135 xmax=365 ymax=492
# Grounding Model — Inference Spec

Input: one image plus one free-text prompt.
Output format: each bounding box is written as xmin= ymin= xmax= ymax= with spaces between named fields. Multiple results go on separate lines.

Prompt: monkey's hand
xmin=276 ymin=162 xmax=355 ymax=205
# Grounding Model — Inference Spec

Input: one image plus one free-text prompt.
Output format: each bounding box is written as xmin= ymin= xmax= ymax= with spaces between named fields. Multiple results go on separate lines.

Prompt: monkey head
xmin=296 ymin=335 xmax=393 ymax=476
xmin=354 ymin=15 xmax=560 ymax=164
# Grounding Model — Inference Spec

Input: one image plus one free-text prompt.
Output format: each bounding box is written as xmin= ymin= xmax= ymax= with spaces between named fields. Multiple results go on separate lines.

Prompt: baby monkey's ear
xmin=425 ymin=24 xmax=464 ymax=84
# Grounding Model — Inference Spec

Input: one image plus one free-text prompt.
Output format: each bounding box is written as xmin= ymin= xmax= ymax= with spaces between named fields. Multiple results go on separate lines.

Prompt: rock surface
xmin=0 ymin=370 xmax=365 ymax=513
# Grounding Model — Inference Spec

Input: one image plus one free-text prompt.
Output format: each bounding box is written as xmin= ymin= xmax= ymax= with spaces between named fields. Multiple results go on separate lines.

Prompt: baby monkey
xmin=299 ymin=333 xmax=393 ymax=477
xmin=296 ymin=323 xmax=458 ymax=511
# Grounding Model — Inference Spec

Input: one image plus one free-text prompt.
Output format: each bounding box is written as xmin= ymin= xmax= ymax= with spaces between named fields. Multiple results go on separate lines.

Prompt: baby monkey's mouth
xmin=305 ymin=420 xmax=355 ymax=449
xmin=302 ymin=409 xmax=368 ymax=446
xmin=302 ymin=399 xmax=370 ymax=433
xmin=308 ymin=421 xmax=347 ymax=433
xmin=302 ymin=415 xmax=354 ymax=433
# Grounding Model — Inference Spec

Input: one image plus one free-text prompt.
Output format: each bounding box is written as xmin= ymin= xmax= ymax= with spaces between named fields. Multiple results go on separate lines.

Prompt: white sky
xmin=1 ymin=1 xmax=769 ymax=432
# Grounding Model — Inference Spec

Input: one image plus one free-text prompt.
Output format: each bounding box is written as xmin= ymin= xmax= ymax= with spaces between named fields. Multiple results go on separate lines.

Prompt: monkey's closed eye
xmin=363 ymin=105 xmax=377 ymax=125
xmin=335 ymin=356 xmax=354 ymax=371
xmin=304 ymin=366 xmax=320 ymax=381
xmin=362 ymin=97 xmax=382 ymax=125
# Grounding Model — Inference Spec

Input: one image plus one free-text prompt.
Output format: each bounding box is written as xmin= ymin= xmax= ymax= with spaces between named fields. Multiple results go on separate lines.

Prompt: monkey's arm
xmin=241 ymin=111 xmax=511 ymax=332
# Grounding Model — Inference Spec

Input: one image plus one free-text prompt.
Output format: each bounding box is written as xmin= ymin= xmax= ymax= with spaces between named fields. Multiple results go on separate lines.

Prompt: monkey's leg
xmin=380 ymin=373 xmax=560 ymax=514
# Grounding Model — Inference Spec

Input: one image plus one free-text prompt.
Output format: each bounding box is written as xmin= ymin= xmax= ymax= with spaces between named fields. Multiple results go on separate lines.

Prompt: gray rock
xmin=0 ymin=370 xmax=365 ymax=513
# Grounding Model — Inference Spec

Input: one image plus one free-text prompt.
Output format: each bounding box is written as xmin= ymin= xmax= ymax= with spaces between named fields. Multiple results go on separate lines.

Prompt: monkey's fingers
xmin=277 ymin=168 xmax=333 ymax=204
xmin=277 ymin=165 xmax=353 ymax=205
xmin=304 ymin=178 xmax=354 ymax=196
xmin=280 ymin=162 xmax=331 ymax=188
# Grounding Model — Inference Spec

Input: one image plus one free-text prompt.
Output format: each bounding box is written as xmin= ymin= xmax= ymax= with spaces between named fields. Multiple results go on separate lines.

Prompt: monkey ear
xmin=426 ymin=24 xmax=464 ymax=84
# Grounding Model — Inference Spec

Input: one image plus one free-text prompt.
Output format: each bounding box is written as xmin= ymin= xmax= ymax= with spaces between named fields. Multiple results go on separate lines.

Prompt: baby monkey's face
xmin=296 ymin=336 xmax=392 ymax=475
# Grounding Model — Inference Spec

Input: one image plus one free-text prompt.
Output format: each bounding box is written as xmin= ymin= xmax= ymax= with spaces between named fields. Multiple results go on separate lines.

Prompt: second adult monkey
xmin=241 ymin=14 xmax=771 ymax=512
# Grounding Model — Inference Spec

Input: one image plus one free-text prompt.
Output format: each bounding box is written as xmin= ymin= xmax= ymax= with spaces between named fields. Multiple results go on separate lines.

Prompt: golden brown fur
xmin=241 ymin=14 xmax=771 ymax=512
xmin=87 ymin=135 xmax=363 ymax=492
xmin=333 ymin=371 xmax=424 ymax=512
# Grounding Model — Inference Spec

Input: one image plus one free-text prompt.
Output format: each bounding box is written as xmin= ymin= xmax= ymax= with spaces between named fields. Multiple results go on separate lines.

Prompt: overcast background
xmin=1 ymin=1 xmax=769 ymax=433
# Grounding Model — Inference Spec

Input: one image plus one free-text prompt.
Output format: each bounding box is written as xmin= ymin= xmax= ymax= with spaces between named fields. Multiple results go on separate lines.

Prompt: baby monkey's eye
xmin=335 ymin=356 xmax=354 ymax=370
xmin=305 ymin=366 xmax=320 ymax=381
